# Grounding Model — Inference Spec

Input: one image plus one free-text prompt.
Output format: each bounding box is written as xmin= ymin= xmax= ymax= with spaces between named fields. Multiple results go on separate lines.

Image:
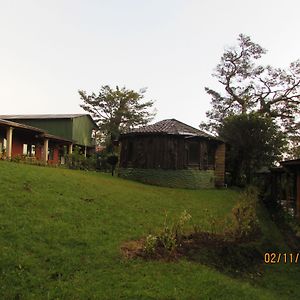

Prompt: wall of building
xmin=48 ymin=148 xmax=60 ymax=165
xmin=11 ymin=119 xmax=73 ymax=142
xmin=119 ymin=135 xmax=218 ymax=170
xmin=72 ymin=115 xmax=95 ymax=147
xmin=11 ymin=136 xmax=23 ymax=157
xmin=118 ymin=168 xmax=215 ymax=189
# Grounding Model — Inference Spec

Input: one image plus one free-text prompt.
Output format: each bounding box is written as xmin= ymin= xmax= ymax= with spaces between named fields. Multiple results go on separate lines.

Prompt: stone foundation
xmin=118 ymin=168 xmax=215 ymax=189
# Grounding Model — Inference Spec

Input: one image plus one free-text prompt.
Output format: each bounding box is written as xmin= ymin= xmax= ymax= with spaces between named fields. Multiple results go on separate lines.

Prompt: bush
xmin=95 ymin=152 xmax=109 ymax=171
xmin=66 ymin=148 xmax=96 ymax=170
xmin=223 ymin=186 xmax=260 ymax=242
xmin=106 ymin=154 xmax=119 ymax=176
xmin=144 ymin=210 xmax=191 ymax=256
xmin=142 ymin=188 xmax=260 ymax=259
xmin=143 ymin=235 xmax=157 ymax=255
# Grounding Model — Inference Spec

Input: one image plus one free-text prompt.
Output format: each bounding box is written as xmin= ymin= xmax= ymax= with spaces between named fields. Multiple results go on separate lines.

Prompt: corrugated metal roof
xmin=0 ymin=119 xmax=44 ymax=132
xmin=122 ymin=119 xmax=216 ymax=139
xmin=0 ymin=114 xmax=88 ymax=119
xmin=0 ymin=119 xmax=74 ymax=143
xmin=0 ymin=114 xmax=99 ymax=130
xmin=42 ymin=133 xmax=74 ymax=143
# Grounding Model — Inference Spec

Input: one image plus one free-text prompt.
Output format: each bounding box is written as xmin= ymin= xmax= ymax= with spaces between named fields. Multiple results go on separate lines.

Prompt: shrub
xmin=142 ymin=188 xmax=260 ymax=259
xmin=144 ymin=210 xmax=191 ymax=256
xmin=65 ymin=148 xmax=96 ymax=170
xmin=144 ymin=234 xmax=157 ymax=255
xmin=95 ymin=152 xmax=109 ymax=171
xmin=106 ymin=154 xmax=119 ymax=176
xmin=223 ymin=186 xmax=260 ymax=242
xmin=11 ymin=155 xmax=23 ymax=163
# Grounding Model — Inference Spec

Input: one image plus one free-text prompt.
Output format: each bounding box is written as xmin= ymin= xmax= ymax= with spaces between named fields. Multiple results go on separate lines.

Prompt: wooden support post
xmin=297 ymin=171 xmax=300 ymax=219
xmin=84 ymin=146 xmax=87 ymax=158
xmin=286 ymin=172 xmax=290 ymax=213
xmin=214 ymin=143 xmax=225 ymax=187
xmin=68 ymin=144 xmax=73 ymax=155
xmin=6 ymin=127 xmax=13 ymax=159
xmin=43 ymin=139 xmax=49 ymax=164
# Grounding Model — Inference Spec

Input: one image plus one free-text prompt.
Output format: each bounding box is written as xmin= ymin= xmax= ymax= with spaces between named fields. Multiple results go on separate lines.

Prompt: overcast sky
xmin=1 ymin=0 xmax=300 ymax=128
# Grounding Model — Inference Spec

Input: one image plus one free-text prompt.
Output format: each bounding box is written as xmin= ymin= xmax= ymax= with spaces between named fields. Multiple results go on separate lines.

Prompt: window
xmin=31 ymin=145 xmax=36 ymax=156
xmin=188 ymin=142 xmax=199 ymax=164
xmin=23 ymin=144 xmax=28 ymax=155
xmin=48 ymin=148 xmax=54 ymax=160
xmin=23 ymin=144 xmax=36 ymax=156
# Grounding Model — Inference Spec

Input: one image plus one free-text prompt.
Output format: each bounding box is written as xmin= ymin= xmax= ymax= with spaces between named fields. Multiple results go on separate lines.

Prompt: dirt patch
xmin=121 ymin=231 xmax=263 ymax=277
xmin=121 ymin=240 xmax=145 ymax=259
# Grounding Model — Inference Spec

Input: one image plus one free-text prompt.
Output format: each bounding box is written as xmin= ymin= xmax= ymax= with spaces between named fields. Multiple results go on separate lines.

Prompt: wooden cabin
xmin=118 ymin=119 xmax=225 ymax=189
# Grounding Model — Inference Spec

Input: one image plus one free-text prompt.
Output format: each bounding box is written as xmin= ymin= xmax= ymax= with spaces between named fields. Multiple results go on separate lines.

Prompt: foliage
xmin=191 ymin=187 xmax=261 ymax=243
xmin=144 ymin=210 xmax=192 ymax=255
xmin=106 ymin=154 xmax=118 ymax=166
xmin=65 ymin=147 xmax=96 ymax=170
xmin=10 ymin=155 xmax=47 ymax=166
xmin=143 ymin=234 xmax=157 ymax=255
xmin=201 ymin=33 xmax=300 ymax=137
xmin=95 ymin=151 xmax=109 ymax=171
xmin=79 ymin=85 xmax=156 ymax=148
xmin=106 ymin=154 xmax=119 ymax=176
xmin=223 ymin=187 xmax=260 ymax=242
xmin=218 ymin=113 xmax=286 ymax=185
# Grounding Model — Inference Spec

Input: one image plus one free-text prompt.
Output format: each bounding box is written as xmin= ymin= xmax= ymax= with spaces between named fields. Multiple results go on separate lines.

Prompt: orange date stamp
xmin=264 ymin=252 xmax=299 ymax=264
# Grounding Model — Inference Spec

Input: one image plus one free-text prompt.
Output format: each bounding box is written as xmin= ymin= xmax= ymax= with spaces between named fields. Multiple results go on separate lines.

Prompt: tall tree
xmin=218 ymin=114 xmax=286 ymax=186
xmin=202 ymin=34 xmax=300 ymax=136
xmin=79 ymin=85 xmax=156 ymax=149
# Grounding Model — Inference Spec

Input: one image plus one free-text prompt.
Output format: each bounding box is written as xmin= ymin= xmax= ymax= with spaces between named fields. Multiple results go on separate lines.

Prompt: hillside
xmin=0 ymin=161 xmax=299 ymax=299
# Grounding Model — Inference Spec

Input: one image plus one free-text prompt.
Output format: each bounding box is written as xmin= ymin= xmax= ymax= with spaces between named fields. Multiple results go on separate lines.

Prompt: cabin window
xmin=188 ymin=142 xmax=199 ymax=164
xmin=128 ymin=141 xmax=133 ymax=162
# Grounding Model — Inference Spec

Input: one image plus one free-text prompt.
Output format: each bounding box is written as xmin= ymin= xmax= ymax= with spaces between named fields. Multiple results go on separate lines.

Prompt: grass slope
xmin=0 ymin=161 xmax=299 ymax=299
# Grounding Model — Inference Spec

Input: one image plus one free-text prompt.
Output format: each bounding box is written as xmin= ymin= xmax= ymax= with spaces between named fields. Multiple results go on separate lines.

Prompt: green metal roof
xmin=0 ymin=114 xmax=97 ymax=147
xmin=0 ymin=114 xmax=98 ymax=129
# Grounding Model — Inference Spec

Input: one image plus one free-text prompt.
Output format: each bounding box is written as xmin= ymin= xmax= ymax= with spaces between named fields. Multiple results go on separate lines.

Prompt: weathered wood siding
xmin=119 ymin=134 xmax=220 ymax=171
xmin=215 ymin=143 xmax=225 ymax=186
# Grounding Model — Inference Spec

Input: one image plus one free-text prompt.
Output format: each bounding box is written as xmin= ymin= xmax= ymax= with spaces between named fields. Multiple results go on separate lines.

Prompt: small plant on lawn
xmin=144 ymin=210 xmax=191 ymax=257
xmin=144 ymin=234 xmax=157 ymax=255
xmin=173 ymin=210 xmax=192 ymax=245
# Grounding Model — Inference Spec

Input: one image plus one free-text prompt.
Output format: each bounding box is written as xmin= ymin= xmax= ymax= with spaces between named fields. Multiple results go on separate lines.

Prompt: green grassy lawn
xmin=0 ymin=161 xmax=299 ymax=299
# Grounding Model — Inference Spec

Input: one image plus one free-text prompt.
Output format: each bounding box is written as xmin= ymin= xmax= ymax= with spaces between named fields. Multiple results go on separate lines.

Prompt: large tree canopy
xmin=79 ymin=85 xmax=156 ymax=147
xmin=218 ymin=114 xmax=286 ymax=186
xmin=202 ymin=34 xmax=300 ymax=135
